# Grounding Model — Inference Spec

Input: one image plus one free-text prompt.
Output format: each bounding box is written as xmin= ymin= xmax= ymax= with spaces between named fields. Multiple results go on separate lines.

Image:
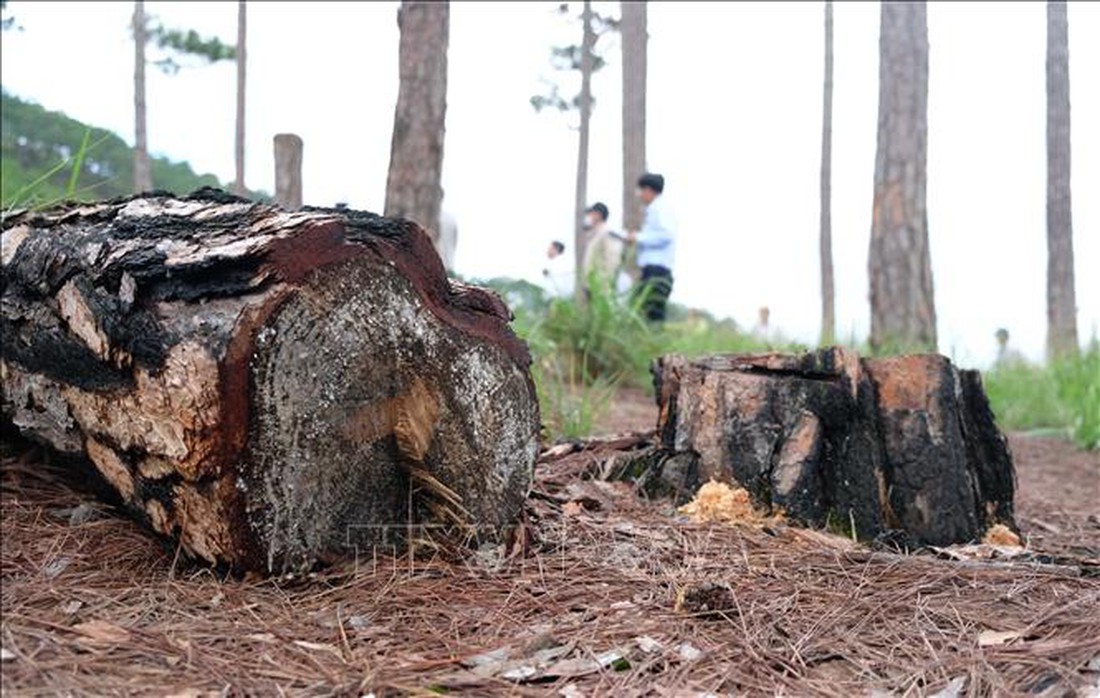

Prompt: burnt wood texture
xmin=1 ymin=190 xmax=539 ymax=573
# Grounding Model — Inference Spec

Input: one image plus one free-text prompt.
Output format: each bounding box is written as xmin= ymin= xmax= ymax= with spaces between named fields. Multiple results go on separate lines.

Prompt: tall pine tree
xmin=868 ymin=1 xmax=936 ymax=351
xmin=1045 ymin=0 xmax=1078 ymax=359
xmin=385 ymin=1 xmax=450 ymax=253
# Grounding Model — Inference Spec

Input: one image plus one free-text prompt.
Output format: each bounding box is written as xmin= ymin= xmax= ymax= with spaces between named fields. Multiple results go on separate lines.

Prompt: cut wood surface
xmin=650 ymin=348 xmax=1017 ymax=545
xmin=1 ymin=189 xmax=540 ymax=573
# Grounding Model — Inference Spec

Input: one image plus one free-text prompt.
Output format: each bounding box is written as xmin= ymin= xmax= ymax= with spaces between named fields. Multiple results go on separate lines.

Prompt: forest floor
xmin=2 ymin=389 xmax=1098 ymax=697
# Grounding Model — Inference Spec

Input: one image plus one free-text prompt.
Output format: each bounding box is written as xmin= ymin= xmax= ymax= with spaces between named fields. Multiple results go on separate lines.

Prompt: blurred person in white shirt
xmin=541 ymin=240 xmax=573 ymax=298
xmin=626 ymin=173 xmax=676 ymax=323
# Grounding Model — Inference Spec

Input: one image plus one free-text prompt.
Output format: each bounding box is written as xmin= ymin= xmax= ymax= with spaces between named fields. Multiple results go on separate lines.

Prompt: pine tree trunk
xmin=132 ymin=1 xmax=153 ymax=194
xmin=1046 ymin=1 xmax=1078 ymax=359
xmin=233 ymin=0 xmax=247 ymax=197
xmin=385 ymin=1 xmax=449 ymax=255
xmin=1 ymin=192 xmax=540 ymax=574
xmin=819 ymin=1 xmax=836 ymax=346
xmin=273 ymin=133 xmax=303 ymax=210
xmin=573 ymin=0 xmax=596 ymax=297
xmin=868 ymin=1 xmax=936 ymax=351
xmin=621 ymin=1 xmax=647 ymax=235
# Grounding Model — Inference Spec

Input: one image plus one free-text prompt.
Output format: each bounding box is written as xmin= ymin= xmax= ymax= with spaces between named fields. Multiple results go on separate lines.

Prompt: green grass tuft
xmin=984 ymin=340 xmax=1099 ymax=450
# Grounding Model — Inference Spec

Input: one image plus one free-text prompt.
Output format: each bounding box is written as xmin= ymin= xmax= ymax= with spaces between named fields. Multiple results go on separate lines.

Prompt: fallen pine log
xmin=1 ymin=189 xmax=540 ymax=573
xmin=643 ymin=348 xmax=1017 ymax=546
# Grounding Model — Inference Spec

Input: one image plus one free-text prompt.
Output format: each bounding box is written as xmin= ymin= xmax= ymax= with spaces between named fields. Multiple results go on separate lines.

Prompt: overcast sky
xmin=2 ymin=1 xmax=1097 ymax=368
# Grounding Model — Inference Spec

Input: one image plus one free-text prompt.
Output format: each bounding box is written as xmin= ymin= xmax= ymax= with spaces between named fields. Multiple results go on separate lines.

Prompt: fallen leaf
xmin=562 ymin=501 xmax=585 ymax=517
xmin=559 ymin=683 xmax=584 ymax=698
xmin=929 ymin=675 xmax=967 ymax=698
xmin=292 ymin=640 xmax=342 ymax=657
xmin=543 ymin=649 xmax=625 ymax=678
xmin=246 ymin=633 xmax=277 ymax=643
xmin=978 ymin=630 xmax=1023 ymax=647
xmin=47 ymin=504 xmax=98 ymax=525
xmin=610 ymin=521 xmax=672 ymax=542
xmin=634 ymin=636 xmax=663 ymax=654
xmin=531 ymin=644 xmax=575 ymax=666
xmin=678 ymin=642 xmax=703 ymax=661
xmin=68 ymin=503 xmax=98 ymax=526
xmin=500 ymin=665 xmax=538 ymax=681
xmin=787 ymin=527 xmax=860 ymax=551
xmin=463 ymin=646 xmax=511 ymax=669
xmin=44 ymin=556 xmax=72 ymax=579
xmin=73 ymin=620 xmax=131 ymax=645
xmin=60 ymin=599 xmax=83 ymax=615
xmin=520 ymin=631 xmax=560 ymax=655
xmin=930 ymin=544 xmax=1028 ymax=562
xmin=542 ymin=442 xmax=578 ymax=459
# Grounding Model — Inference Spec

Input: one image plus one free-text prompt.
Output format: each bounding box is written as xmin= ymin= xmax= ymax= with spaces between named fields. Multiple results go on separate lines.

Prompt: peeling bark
xmin=649 ymin=348 xmax=1016 ymax=546
xmin=1 ymin=190 xmax=539 ymax=573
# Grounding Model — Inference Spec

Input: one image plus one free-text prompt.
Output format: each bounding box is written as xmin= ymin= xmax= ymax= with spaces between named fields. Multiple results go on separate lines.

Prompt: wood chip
xmin=977 ymin=630 xmax=1024 ymax=647
xmin=73 ymin=620 xmax=131 ymax=645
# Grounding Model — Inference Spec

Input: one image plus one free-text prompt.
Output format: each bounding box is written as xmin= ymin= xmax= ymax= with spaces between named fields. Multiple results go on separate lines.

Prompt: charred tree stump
xmin=1 ymin=190 xmax=540 ymax=573
xmin=651 ymin=348 xmax=1016 ymax=545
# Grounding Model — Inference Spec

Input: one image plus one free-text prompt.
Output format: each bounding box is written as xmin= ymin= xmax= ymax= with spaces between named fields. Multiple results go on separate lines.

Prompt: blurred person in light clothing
xmin=626 ymin=173 xmax=676 ymax=323
xmin=581 ymin=202 xmax=625 ymax=298
xmin=541 ymin=240 xmax=573 ymax=298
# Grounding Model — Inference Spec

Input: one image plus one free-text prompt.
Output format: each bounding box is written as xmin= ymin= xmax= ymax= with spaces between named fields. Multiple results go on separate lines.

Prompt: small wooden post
xmin=273 ymin=133 xmax=303 ymax=210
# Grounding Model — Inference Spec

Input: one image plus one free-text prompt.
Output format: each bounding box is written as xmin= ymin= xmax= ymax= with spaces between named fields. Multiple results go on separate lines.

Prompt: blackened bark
xmin=1 ymin=191 xmax=539 ymax=574
xmin=650 ymin=348 xmax=1016 ymax=546
xmin=868 ymin=1 xmax=936 ymax=351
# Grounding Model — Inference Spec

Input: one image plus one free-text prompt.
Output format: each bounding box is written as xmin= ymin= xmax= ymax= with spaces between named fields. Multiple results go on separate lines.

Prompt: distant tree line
xmin=0 ymin=92 xmax=262 ymax=206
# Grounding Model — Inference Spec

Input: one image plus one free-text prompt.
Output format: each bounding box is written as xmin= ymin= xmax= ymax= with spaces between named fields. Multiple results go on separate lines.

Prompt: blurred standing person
xmin=581 ymin=202 xmax=624 ymax=297
xmin=753 ymin=306 xmax=771 ymax=341
xmin=541 ymin=240 xmax=573 ymax=299
xmin=994 ymin=328 xmax=1026 ymax=367
xmin=627 ymin=173 xmax=676 ymax=323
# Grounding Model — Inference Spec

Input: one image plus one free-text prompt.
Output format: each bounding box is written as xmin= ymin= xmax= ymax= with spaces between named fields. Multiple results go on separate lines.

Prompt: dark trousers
xmin=638 ymin=265 xmax=673 ymax=323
